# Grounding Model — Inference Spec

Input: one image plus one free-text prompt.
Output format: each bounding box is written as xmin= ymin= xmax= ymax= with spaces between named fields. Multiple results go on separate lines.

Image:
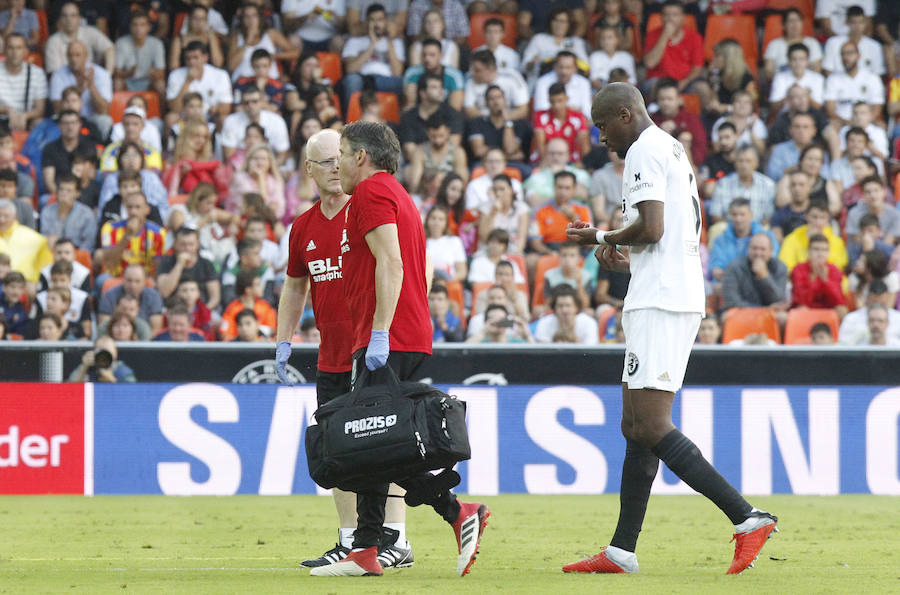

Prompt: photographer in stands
xmin=68 ymin=335 xmax=136 ymax=383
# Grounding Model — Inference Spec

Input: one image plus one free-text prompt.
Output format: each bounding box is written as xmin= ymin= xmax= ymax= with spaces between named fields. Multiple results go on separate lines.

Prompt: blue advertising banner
xmin=92 ymin=384 xmax=900 ymax=496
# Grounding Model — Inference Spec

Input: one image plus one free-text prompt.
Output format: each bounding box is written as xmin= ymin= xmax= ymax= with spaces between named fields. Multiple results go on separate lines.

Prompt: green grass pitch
xmin=1 ymin=494 xmax=898 ymax=594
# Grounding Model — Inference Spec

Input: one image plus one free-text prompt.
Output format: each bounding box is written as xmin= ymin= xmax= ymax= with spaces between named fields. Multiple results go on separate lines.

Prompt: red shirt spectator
xmin=790 ymin=235 xmax=846 ymax=309
xmin=644 ymin=7 xmax=704 ymax=83
xmin=533 ymin=108 xmax=590 ymax=163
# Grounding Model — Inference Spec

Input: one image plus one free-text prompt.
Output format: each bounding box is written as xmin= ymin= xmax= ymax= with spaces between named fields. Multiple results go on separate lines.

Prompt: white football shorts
xmin=621 ymin=308 xmax=703 ymax=392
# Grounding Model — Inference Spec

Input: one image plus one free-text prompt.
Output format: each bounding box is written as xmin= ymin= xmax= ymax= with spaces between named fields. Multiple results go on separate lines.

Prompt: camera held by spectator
xmin=68 ymin=336 xmax=136 ymax=383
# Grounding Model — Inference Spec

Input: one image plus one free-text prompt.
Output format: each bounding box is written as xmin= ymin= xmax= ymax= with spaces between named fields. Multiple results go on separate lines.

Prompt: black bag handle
xmin=351 ymin=363 xmax=401 ymax=404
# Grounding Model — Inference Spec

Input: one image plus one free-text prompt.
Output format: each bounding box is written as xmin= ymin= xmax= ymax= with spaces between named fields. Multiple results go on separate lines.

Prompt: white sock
xmin=339 ymin=528 xmax=355 ymax=549
xmin=605 ymin=545 xmax=638 ymax=572
xmin=384 ymin=522 xmax=407 ymax=546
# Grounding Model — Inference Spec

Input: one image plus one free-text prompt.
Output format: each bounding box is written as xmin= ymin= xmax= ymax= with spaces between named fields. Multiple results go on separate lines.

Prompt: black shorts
xmin=351 ymin=348 xmax=427 ymax=385
xmin=315 ymin=369 xmax=352 ymax=407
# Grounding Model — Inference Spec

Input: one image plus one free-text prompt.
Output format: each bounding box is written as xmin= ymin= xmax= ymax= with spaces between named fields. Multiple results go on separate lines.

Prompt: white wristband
xmin=595 ymin=230 xmax=609 ymax=245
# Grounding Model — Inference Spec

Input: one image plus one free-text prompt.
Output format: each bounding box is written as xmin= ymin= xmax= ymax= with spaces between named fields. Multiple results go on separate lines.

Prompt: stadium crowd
xmin=0 ymin=0 xmax=899 ymax=351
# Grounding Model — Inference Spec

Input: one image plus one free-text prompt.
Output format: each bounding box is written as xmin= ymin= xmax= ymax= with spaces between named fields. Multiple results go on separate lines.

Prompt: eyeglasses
xmin=309 ymin=158 xmax=339 ymax=169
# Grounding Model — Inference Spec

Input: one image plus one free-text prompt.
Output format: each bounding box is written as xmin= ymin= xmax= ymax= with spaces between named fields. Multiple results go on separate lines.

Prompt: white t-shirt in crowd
xmin=534 ymin=312 xmax=599 ymax=344
xmin=465 ymin=173 xmax=524 ymax=213
xmin=0 ymin=62 xmax=47 ymax=113
xmin=621 ymin=125 xmax=705 ymax=314
xmin=463 ymin=69 xmax=529 ymax=115
xmin=180 ymin=7 xmax=228 ymax=35
xmin=823 ymin=69 xmax=885 ymax=122
xmin=468 ymin=255 xmax=526 ymax=284
xmin=220 ymin=110 xmax=290 ymax=153
xmin=342 ymin=36 xmax=405 ymax=77
xmin=763 ymin=37 xmax=823 ymax=73
xmin=532 ymin=72 xmax=593 ymax=119
xmin=283 ymin=0 xmax=346 ymax=42
xmin=110 ymin=121 xmax=163 ymax=152
xmin=589 ymin=50 xmax=637 ymax=85
xmin=166 ymin=64 xmax=233 ymax=114
xmin=475 ymin=44 xmax=521 ymax=72
xmin=838 ymin=122 xmax=889 ymax=157
xmin=427 ymin=235 xmax=466 ymax=279
xmin=822 ymin=35 xmax=885 ymax=75
xmin=815 ymin=0 xmax=875 ymax=37
xmin=838 ymin=305 xmax=900 ymax=345
xmin=769 ymin=69 xmax=825 ymax=104
xmin=711 ymin=116 xmax=768 ymax=146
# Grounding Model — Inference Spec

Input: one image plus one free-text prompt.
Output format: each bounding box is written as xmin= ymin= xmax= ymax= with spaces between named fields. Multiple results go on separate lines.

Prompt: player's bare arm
xmin=566 ymin=201 xmax=664 ymax=247
xmin=365 ymin=223 xmax=404 ymax=331
xmin=276 ymin=275 xmax=310 ymax=342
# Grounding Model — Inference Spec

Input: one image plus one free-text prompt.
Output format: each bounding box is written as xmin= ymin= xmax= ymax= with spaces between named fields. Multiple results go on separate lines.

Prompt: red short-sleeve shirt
xmin=644 ymin=27 xmax=704 ymax=81
xmin=342 ymin=172 xmax=433 ymax=355
xmin=286 ymin=201 xmax=354 ymax=372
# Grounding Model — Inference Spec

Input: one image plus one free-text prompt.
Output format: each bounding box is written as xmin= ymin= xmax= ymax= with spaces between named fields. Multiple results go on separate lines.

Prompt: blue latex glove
xmin=275 ymin=340 xmax=292 ymax=384
xmin=365 ymin=330 xmax=390 ymax=371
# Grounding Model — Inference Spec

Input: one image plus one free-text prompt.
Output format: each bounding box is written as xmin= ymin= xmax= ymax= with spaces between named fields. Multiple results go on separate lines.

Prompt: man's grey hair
xmin=0 ymin=198 xmax=15 ymax=213
xmin=341 ymin=121 xmax=401 ymax=175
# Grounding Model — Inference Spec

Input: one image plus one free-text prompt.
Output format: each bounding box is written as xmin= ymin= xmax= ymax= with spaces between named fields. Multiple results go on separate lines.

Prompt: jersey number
xmin=688 ymin=173 xmax=701 ymax=238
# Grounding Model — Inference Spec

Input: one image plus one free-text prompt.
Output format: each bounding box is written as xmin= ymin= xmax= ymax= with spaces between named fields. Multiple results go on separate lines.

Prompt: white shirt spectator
xmin=468 ymin=254 xmax=526 ymax=284
xmin=166 ymin=63 xmax=233 ymax=115
xmin=230 ymin=33 xmax=280 ymax=82
xmin=426 ymin=235 xmax=466 ymax=279
xmin=769 ymin=69 xmax=825 ymax=104
xmin=220 ymin=110 xmax=290 ymax=153
xmin=464 ymin=173 xmax=524 ymax=212
xmin=49 ymin=63 xmax=112 ymax=118
xmin=0 ymin=61 xmax=48 ymax=114
xmin=44 ymin=26 xmax=114 ymax=74
xmin=589 ymin=50 xmax=637 ymax=85
xmin=474 ymin=44 xmax=520 ymax=72
xmin=463 ymin=69 xmax=529 ymax=116
xmin=711 ymin=116 xmax=768 ymax=146
xmin=824 ymin=69 xmax=885 ymax=122
xmin=534 ymin=312 xmax=599 ymax=344
xmin=838 ymin=123 xmax=889 ymax=157
xmin=110 ymin=121 xmax=163 ymax=152
xmin=763 ymin=37 xmax=823 ymax=74
xmin=815 ymin=0 xmax=875 ymax=37
xmin=342 ymin=36 xmax=405 ymax=77
xmin=520 ymin=33 xmax=588 ymax=78
xmin=179 ymin=7 xmax=229 ymax=36
xmin=838 ymin=305 xmax=900 ymax=345
xmin=283 ymin=0 xmax=346 ymax=42
xmin=822 ymin=35 xmax=885 ymax=75
xmin=533 ymin=72 xmax=593 ymax=118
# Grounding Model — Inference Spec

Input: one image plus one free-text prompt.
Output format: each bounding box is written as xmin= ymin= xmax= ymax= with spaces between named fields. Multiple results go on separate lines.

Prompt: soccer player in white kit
xmin=564 ymin=83 xmax=778 ymax=575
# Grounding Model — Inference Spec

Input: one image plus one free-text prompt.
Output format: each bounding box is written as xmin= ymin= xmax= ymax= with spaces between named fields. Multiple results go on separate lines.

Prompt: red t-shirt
xmin=533 ymin=109 xmax=590 ymax=162
xmin=343 ymin=172 xmax=433 ymax=355
xmin=286 ymin=200 xmax=354 ymax=372
xmin=790 ymin=262 xmax=846 ymax=309
xmin=644 ymin=27 xmax=704 ymax=81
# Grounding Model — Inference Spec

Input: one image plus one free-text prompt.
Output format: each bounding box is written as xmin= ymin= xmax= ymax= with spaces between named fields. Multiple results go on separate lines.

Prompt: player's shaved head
xmin=591 ymin=83 xmax=651 ymax=157
xmin=591 ymin=82 xmax=647 ymax=122
xmin=306 ymin=129 xmax=340 ymax=161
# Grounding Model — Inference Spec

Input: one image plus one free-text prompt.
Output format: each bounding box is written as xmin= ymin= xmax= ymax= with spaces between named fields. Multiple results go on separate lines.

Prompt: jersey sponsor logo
xmin=306 ymin=240 xmax=316 ymax=251
xmin=309 ymin=257 xmax=343 ymax=282
xmin=673 ymin=141 xmax=684 ymax=161
xmin=344 ymin=414 xmax=398 ymax=437
xmin=631 ymin=180 xmax=653 ymax=192
xmin=685 ymin=241 xmax=699 ymax=256
xmin=626 ymin=352 xmax=639 ymax=376
xmin=634 ymin=172 xmax=641 ymax=182
xmin=340 ymin=228 xmax=350 ymax=254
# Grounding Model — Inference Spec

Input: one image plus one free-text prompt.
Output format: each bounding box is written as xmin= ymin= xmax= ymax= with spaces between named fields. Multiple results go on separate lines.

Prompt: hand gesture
xmin=595 ymin=244 xmax=629 ymax=272
xmin=566 ymin=220 xmax=600 ymax=246
xmin=365 ymin=330 xmax=390 ymax=370
xmin=368 ymin=19 xmax=379 ymax=45
xmin=125 ymin=216 xmax=144 ymax=236
xmin=176 ymin=250 xmax=192 ymax=268
xmin=559 ymin=204 xmax=577 ymax=221
xmin=81 ymin=350 xmax=95 ymax=368
xmin=750 ymin=257 xmax=768 ymax=278
xmin=97 ymin=367 xmax=117 ymax=383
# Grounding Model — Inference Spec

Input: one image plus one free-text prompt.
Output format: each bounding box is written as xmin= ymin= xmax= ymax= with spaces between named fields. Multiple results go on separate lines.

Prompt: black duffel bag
xmin=305 ymin=366 xmax=470 ymax=492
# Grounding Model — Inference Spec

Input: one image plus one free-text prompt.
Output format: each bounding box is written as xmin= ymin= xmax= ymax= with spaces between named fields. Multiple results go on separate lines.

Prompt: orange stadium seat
xmin=345 ymin=91 xmax=399 ymax=124
xmin=761 ymin=14 xmax=815 ymax=54
xmin=110 ymin=91 xmax=161 ymax=123
xmin=25 ymin=52 xmax=43 ymax=68
xmin=646 ymin=12 xmax=697 ymax=33
xmin=174 ymin=12 xmax=188 ymax=35
xmin=470 ymin=165 xmax=523 ymax=181
xmin=35 ymin=9 xmax=48 ymax=46
xmin=506 ymin=253 xmax=527 ymax=283
xmin=444 ymin=280 xmax=465 ymax=322
xmin=11 ymin=131 xmax=27 ymax=152
xmin=468 ymin=13 xmax=517 ymax=50
xmin=682 ymin=93 xmax=701 ymax=115
xmin=101 ymin=276 xmax=123 ymax=295
xmin=704 ymin=15 xmax=758 ymax=74
xmin=316 ymin=51 xmax=342 ymax=85
xmin=471 ymin=281 xmax=493 ymax=310
xmin=721 ymin=307 xmax=781 ymax=344
xmin=783 ymin=308 xmax=840 ymax=345
xmin=169 ymin=193 xmax=189 ymax=206
xmin=531 ymin=253 xmax=560 ymax=310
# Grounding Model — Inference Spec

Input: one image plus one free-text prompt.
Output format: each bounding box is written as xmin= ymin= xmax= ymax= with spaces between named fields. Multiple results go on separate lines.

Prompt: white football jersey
xmin=620 ymin=125 xmax=705 ymax=314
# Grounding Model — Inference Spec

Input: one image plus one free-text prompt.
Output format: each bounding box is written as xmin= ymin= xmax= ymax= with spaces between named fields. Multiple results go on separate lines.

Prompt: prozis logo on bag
xmin=0 ymin=384 xmax=85 ymax=494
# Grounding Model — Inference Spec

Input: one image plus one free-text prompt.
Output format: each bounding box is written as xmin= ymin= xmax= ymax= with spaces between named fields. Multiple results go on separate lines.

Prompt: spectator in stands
xmin=45 ymin=2 xmax=114 ymax=75
xmin=845 ymin=176 xmax=900 ymax=247
xmin=474 ymin=17 xmax=520 ymax=72
xmin=69 ymin=336 xmax=137 ymax=382
xmin=790 ymin=233 xmax=847 ymax=315
xmin=766 ymin=113 xmax=820 ymax=182
xmin=33 ymin=287 xmax=83 ymax=340
xmin=97 ymin=296 xmax=151 ymax=341
xmin=533 ymin=82 xmax=591 ymax=165
xmin=228 ymin=144 xmax=287 ymax=223
xmin=542 ymin=242 xmax=591 ymax=310
xmin=534 ymin=284 xmax=598 ymax=344
xmin=830 ymin=128 xmax=885 ymax=190
xmin=523 ymin=138 xmax=590 ymax=205
xmin=771 ymin=170 xmax=813 ymax=241
xmin=476 ymin=173 xmax=529 ymax=255
xmin=465 ymin=86 xmax=531 ymax=169
xmin=400 ymin=72 xmax=464 ymax=162
xmin=98 ymin=192 xmax=166 ymax=278
xmin=155 ymin=304 xmax=205 ymax=342
xmin=98 ymin=142 xmax=169 ymax=223
xmin=40 ymin=110 xmax=95 ymax=197
xmin=104 ymin=311 xmax=138 ymax=342
xmin=848 ymin=213 xmax=894 ymax=265
xmin=168 ymin=5 xmax=225 ymax=72
xmin=100 ymin=107 xmax=163 ymax=173
xmin=406 ymin=114 xmax=468 ymax=192
xmin=0 ymin=198 xmax=51 ymax=287
xmin=97 ymin=263 xmax=163 ymax=333
xmin=109 ymin=95 xmax=162 ymax=153
xmin=464 ymin=50 xmax=529 ymax=120
xmin=0 ymin=33 xmax=47 ymax=131
xmin=768 ymin=84 xmax=832 ymax=148
xmin=722 ymin=231 xmax=788 ymax=310
xmin=839 ymin=279 xmax=900 ymax=344
xmin=824 ymin=41 xmax=885 ymax=127
xmin=282 ymin=0 xmax=346 ymax=54
xmin=699 ymin=121 xmax=737 ymax=200
xmin=809 ymin=322 xmax=835 ymax=345
xmin=49 ymin=40 xmax=113 ymax=138
xmin=710 ymin=198 xmax=779 ymax=284
xmin=39 ymin=174 xmax=95 ymax=251
xmin=156 ymin=227 xmax=221 ymax=312
xmin=709 ymin=147 xmax=775 ymax=225
xmin=230 ymin=308 xmax=264 ymax=342
xmin=839 ymin=102 xmax=888 ymax=163
xmin=163 ymin=119 xmax=220 ymax=196
xmin=774 ymin=144 xmax=840 ymax=217
xmin=650 ymin=77 xmax=707 ymax=165
xmin=530 ymin=170 xmax=592 ymax=255
xmin=166 ymin=40 xmax=233 ymax=130
xmin=222 ymin=238 xmax=276 ymax=306
xmin=222 ymin=87 xmax=290 ymax=165
xmin=769 ymin=43 xmax=825 ymax=114
xmin=0 ymin=271 xmax=29 ymax=336
xmin=589 ymin=24 xmax=637 ymax=88
xmin=711 ymin=91 xmax=767 ymax=156
xmin=763 ymin=8 xmax=823 ymax=81
xmin=407 ymin=0 xmax=469 ymax=45
xmin=113 ymin=9 xmax=165 ymax=96
xmin=227 ymin=3 xmax=297 ymax=84
xmin=534 ymin=51 xmax=593 ymax=119
xmin=70 ymin=151 xmax=101 ymax=210
xmin=695 ymin=39 xmax=757 ymax=120
xmin=474 ymin=260 xmax=529 ymax=318
xmin=345 ymin=0 xmax=408 ymax=38
xmin=469 ymin=228 xmax=526 ymax=284
xmin=696 ymin=316 xmax=722 ymax=345
xmin=864 ymin=303 xmax=898 ymax=346
xmin=429 ymin=284 xmax=463 ymax=343
xmin=173 ymin=276 xmax=214 ymax=341
xmin=168 ymin=183 xmax=238 ymax=265
xmin=466 ymin=303 xmax=533 ymax=343
xmin=408 ymin=9 xmax=457 ymax=66
xmin=220 ymin=270 xmax=276 ymax=340
xmin=39 ymin=237 xmax=90 ymax=293
xmin=823 ymin=5 xmax=885 ymax=76
xmin=642 ymin=0 xmax=704 ymax=92
xmin=236 ymin=50 xmax=287 ymax=115
xmin=340 ymin=4 xmax=405 ymax=113
xmin=0 ymin=0 xmax=40 ymax=52
xmin=521 ymin=7 xmax=588 ymax=84
xmin=403 ymin=37 xmax=465 ymax=110
xmin=779 ymin=199 xmax=848 ymax=273
xmin=0 ymin=169 xmax=34 ymax=230
xmin=850 ymin=248 xmax=898 ymax=308
xmin=589 ymin=149 xmax=623 ymax=227
xmin=98 ymin=169 xmax=163 ymax=233
xmin=425 ymin=205 xmax=468 ymax=281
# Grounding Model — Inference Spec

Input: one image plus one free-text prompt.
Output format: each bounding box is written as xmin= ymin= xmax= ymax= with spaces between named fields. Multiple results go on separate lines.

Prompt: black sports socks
xmin=610 ymin=439 xmax=660 ymax=552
